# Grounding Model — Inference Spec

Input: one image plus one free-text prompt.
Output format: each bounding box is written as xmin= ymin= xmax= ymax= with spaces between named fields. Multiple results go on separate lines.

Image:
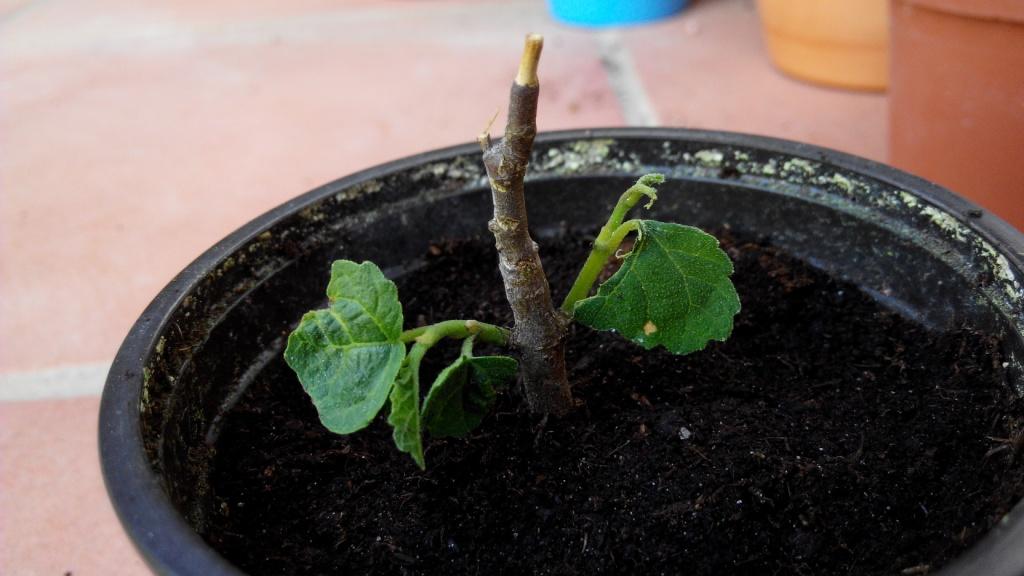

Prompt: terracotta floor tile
xmin=0 ymin=1 xmax=623 ymax=373
xmin=0 ymin=0 xmax=31 ymax=18
xmin=622 ymin=0 xmax=888 ymax=162
xmin=0 ymin=397 xmax=149 ymax=575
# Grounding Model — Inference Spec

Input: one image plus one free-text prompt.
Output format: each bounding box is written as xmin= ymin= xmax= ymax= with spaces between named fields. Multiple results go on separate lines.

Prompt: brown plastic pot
xmin=889 ymin=0 xmax=1024 ymax=231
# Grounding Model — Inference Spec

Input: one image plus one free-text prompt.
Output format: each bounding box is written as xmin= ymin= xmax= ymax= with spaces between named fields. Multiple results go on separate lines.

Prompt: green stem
xmin=460 ymin=336 xmax=476 ymax=357
xmin=400 ymin=319 xmax=509 ymax=347
xmin=560 ymin=173 xmax=664 ymax=314
xmin=561 ymin=220 xmax=639 ymax=313
xmin=405 ymin=341 xmax=428 ymax=372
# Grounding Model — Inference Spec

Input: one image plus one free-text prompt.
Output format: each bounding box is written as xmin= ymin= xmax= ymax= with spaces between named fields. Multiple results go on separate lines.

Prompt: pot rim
xmin=900 ymin=0 xmax=1024 ymax=25
xmin=99 ymin=127 xmax=1024 ymax=576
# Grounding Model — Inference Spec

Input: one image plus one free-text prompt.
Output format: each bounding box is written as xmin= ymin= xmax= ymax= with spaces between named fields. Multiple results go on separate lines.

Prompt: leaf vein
xmin=332 ymin=295 xmax=394 ymax=339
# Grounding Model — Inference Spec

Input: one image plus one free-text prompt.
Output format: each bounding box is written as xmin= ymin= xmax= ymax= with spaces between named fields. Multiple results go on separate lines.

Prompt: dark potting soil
xmin=204 ymin=230 xmax=1024 ymax=576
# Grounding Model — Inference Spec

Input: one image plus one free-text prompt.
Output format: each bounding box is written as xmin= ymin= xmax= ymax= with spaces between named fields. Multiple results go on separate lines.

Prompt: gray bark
xmin=478 ymin=36 xmax=572 ymax=415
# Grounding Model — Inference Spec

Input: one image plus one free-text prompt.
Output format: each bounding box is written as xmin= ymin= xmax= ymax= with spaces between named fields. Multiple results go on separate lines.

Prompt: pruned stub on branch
xmin=478 ymin=34 xmax=573 ymax=415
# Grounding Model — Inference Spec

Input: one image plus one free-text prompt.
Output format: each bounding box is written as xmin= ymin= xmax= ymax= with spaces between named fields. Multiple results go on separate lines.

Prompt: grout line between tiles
xmin=596 ymin=30 xmax=660 ymax=127
xmin=0 ymin=362 xmax=110 ymax=401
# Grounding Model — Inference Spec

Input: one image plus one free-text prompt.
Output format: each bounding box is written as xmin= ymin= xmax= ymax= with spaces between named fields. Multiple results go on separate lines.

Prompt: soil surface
xmin=205 ymin=230 xmax=1024 ymax=576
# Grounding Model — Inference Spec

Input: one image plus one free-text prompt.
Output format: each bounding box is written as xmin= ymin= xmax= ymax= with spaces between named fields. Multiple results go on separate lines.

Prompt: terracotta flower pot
xmin=889 ymin=0 xmax=1024 ymax=231
xmin=757 ymin=0 xmax=889 ymax=91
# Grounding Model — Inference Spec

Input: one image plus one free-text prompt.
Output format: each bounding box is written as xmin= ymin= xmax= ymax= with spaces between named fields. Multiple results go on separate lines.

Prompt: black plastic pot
xmin=100 ymin=128 xmax=1024 ymax=575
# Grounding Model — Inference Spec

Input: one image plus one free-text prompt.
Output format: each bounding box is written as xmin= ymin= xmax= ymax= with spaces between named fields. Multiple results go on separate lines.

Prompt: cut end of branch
xmin=477 ymin=108 xmax=501 ymax=151
xmin=515 ymin=33 xmax=543 ymax=87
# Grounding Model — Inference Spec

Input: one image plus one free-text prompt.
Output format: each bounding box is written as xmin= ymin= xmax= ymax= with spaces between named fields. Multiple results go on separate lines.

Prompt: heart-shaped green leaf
xmin=388 ymin=355 xmax=425 ymax=469
xmin=422 ymin=353 xmax=518 ymax=438
xmin=574 ymin=220 xmax=740 ymax=355
xmin=284 ymin=260 xmax=405 ymax=435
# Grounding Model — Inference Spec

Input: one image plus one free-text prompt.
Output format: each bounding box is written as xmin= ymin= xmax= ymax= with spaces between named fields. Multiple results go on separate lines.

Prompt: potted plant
xmin=101 ymin=36 xmax=1024 ymax=575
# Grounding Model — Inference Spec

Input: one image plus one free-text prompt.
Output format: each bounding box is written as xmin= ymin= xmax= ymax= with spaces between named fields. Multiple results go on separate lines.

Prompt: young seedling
xmin=284 ymin=35 xmax=740 ymax=469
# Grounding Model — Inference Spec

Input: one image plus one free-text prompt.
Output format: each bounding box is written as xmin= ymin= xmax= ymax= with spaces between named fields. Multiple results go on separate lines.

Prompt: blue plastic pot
xmin=548 ymin=0 xmax=688 ymax=26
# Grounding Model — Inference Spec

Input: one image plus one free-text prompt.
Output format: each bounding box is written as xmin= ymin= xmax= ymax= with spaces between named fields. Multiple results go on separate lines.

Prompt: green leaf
xmin=573 ymin=220 xmax=740 ymax=355
xmin=326 ymin=260 xmax=403 ymax=341
xmin=422 ymin=354 xmax=518 ymax=438
xmin=284 ymin=260 xmax=405 ymax=435
xmin=631 ymin=173 xmax=664 ymax=209
xmin=388 ymin=355 xmax=425 ymax=469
